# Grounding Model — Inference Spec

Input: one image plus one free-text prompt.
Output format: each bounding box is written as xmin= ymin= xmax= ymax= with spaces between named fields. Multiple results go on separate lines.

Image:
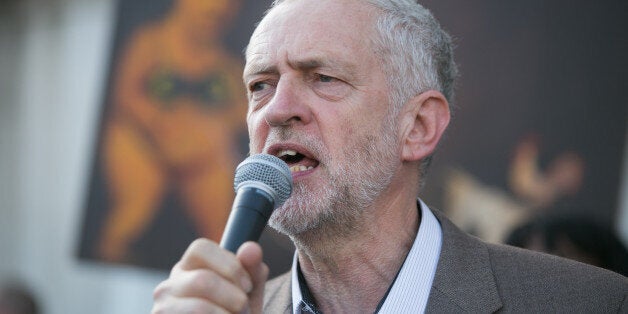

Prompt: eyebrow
xmin=243 ymin=56 xmax=358 ymax=81
xmin=291 ymin=58 xmax=358 ymax=77
xmin=243 ymin=63 xmax=278 ymax=81
xmin=293 ymin=59 xmax=324 ymax=71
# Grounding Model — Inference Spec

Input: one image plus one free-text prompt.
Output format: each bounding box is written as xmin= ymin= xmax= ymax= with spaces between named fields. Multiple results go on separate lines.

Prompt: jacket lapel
xmin=426 ymin=208 xmax=503 ymax=313
xmin=263 ymin=272 xmax=293 ymax=313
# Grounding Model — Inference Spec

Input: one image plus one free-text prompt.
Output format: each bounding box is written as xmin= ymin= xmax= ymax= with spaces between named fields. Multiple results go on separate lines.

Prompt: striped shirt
xmin=291 ymin=199 xmax=443 ymax=313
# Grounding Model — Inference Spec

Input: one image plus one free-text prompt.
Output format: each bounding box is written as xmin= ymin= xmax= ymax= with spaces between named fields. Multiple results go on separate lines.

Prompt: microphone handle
xmin=220 ymin=187 xmax=274 ymax=253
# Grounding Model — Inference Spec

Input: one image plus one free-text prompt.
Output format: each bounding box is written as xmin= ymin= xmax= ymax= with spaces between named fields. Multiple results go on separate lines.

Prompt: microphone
xmin=220 ymin=154 xmax=293 ymax=253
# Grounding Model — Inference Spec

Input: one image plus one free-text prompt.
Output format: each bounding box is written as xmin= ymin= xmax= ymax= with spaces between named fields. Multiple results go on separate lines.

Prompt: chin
xmin=268 ymin=203 xmax=315 ymax=236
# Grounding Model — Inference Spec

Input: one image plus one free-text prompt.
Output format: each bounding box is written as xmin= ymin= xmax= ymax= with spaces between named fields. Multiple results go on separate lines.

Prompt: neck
xmin=294 ymin=186 xmax=420 ymax=313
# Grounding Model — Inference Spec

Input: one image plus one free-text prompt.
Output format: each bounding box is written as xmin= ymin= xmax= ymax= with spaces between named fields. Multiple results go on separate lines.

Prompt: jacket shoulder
xmin=485 ymin=242 xmax=628 ymax=312
xmin=430 ymin=207 xmax=627 ymax=312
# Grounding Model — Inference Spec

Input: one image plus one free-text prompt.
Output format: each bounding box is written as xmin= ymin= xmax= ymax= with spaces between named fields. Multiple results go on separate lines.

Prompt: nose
xmin=263 ymin=77 xmax=312 ymax=127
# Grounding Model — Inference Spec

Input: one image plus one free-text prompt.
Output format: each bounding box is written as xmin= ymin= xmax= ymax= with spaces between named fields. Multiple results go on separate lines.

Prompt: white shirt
xmin=290 ymin=199 xmax=443 ymax=313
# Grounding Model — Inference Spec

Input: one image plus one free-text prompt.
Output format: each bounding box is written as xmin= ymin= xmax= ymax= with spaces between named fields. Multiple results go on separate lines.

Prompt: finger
xmin=151 ymin=296 xmax=230 ymax=314
xmin=165 ymin=269 xmax=249 ymax=313
xmin=174 ymin=238 xmax=253 ymax=292
xmin=237 ymin=242 xmax=269 ymax=313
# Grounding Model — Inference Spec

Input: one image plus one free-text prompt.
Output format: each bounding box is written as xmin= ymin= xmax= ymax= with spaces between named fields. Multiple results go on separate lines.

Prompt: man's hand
xmin=152 ymin=239 xmax=269 ymax=313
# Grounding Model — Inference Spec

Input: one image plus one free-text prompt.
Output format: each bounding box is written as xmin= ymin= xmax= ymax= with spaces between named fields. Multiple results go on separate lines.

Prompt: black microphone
xmin=220 ymin=154 xmax=293 ymax=253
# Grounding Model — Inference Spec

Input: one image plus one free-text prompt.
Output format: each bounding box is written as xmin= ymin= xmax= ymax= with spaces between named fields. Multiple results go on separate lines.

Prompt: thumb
xmin=237 ymin=242 xmax=269 ymax=314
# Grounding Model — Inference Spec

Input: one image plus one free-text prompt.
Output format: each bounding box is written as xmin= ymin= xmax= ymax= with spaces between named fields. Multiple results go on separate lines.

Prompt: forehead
xmin=245 ymin=0 xmax=379 ymax=73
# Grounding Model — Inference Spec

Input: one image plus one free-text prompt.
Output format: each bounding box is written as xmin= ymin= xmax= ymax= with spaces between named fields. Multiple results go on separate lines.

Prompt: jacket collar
xmin=427 ymin=208 xmax=503 ymax=313
xmin=263 ymin=207 xmax=504 ymax=313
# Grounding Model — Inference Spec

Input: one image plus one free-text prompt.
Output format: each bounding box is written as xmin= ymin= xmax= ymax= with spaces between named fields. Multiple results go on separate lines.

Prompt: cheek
xmin=246 ymin=114 xmax=267 ymax=153
xmin=324 ymin=116 xmax=358 ymax=157
xmin=338 ymin=109 xmax=369 ymax=138
xmin=331 ymin=110 xmax=385 ymax=155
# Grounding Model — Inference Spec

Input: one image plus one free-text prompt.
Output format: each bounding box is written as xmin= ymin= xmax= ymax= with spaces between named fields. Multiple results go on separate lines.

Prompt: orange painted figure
xmin=97 ymin=0 xmax=246 ymax=262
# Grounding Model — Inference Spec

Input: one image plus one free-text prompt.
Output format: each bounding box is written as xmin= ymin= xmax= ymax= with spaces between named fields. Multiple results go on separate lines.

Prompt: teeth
xmin=289 ymin=165 xmax=314 ymax=173
xmin=277 ymin=149 xmax=297 ymax=158
xmin=276 ymin=149 xmax=314 ymax=173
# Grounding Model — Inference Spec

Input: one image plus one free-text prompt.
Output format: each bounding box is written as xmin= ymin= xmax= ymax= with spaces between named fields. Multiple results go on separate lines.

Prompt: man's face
xmin=243 ymin=0 xmax=401 ymax=236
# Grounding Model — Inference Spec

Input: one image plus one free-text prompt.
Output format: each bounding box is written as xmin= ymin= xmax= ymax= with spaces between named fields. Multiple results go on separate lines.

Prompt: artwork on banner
xmin=78 ymin=0 xmax=294 ymax=273
xmin=78 ymin=0 xmax=626 ymax=273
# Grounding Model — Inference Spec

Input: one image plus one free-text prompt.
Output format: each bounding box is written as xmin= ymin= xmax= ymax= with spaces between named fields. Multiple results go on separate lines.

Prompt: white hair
xmin=363 ymin=0 xmax=458 ymax=181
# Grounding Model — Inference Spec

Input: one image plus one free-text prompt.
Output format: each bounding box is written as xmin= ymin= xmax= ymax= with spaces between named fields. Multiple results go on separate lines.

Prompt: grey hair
xmin=365 ymin=0 xmax=458 ymax=186
xmin=267 ymin=0 xmax=458 ymax=186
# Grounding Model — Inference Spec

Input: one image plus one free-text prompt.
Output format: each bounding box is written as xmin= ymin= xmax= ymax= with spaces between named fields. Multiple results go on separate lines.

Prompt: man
xmin=152 ymin=0 xmax=627 ymax=313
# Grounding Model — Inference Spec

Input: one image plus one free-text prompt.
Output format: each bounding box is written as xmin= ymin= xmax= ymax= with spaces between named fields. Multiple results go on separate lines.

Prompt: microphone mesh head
xmin=234 ymin=154 xmax=293 ymax=207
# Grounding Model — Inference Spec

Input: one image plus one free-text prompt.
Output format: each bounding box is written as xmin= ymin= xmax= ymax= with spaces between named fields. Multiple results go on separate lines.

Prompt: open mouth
xmin=276 ymin=149 xmax=319 ymax=173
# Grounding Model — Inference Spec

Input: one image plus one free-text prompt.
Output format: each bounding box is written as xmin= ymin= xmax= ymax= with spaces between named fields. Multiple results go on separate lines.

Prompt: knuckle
xmin=189 ymin=238 xmax=212 ymax=251
xmin=150 ymin=303 xmax=166 ymax=314
xmin=231 ymin=292 xmax=249 ymax=313
xmin=151 ymin=297 xmax=175 ymax=314
xmin=191 ymin=269 xmax=219 ymax=292
xmin=224 ymin=261 xmax=242 ymax=278
xmin=152 ymin=280 xmax=170 ymax=300
xmin=170 ymin=261 xmax=183 ymax=277
xmin=188 ymin=298 xmax=225 ymax=314
xmin=261 ymin=263 xmax=270 ymax=278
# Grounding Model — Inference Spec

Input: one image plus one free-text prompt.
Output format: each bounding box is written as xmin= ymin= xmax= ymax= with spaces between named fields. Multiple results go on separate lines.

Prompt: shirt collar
xmin=290 ymin=199 xmax=443 ymax=313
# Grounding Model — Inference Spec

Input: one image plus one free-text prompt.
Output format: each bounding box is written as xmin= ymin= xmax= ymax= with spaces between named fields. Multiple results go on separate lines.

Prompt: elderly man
xmin=152 ymin=0 xmax=627 ymax=313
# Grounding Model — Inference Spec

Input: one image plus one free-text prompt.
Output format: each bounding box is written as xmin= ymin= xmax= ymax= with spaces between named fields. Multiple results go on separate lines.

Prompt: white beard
xmin=267 ymin=119 xmax=399 ymax=238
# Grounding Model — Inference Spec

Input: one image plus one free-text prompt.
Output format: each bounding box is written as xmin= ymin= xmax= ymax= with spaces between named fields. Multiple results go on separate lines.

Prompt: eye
xmin=317 ymin=74 xmax=335 ymax=83
xmin=247 ymin=79 xmax=275 ymax=107
xmin=311 ymin=74 xmax=350 ymax=101
xmin=250 ymin=81 xmax=269 ymax=92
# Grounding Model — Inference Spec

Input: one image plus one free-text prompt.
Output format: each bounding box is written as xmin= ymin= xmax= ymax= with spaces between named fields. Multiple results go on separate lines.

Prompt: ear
xmin=400 ymin=90 xmax=450 ymax=162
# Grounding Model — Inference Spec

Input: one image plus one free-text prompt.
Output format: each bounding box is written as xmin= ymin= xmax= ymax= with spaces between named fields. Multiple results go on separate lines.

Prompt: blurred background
xmin=0 ymin=0 xmax=626 ymax=313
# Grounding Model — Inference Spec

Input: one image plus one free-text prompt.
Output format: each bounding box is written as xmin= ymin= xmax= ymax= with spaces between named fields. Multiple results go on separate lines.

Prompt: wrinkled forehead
xmin=245 ymin=0 xmax=379 ymax=62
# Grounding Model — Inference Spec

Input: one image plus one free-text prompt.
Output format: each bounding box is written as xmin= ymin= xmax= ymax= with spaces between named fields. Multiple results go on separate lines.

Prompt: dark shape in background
xmin=506 ymin=213 xmax=628 ymax=276
xmin=420 ymin=0 xmax=627 ymax=242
